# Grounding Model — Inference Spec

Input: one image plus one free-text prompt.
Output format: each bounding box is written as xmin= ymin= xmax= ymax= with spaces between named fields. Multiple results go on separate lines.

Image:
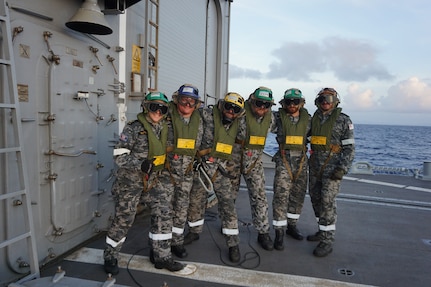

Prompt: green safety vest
xmin=137 ymin=112 xmax=168 ymax=171
xmin=310 ymin=108 xmax=341 ymax=151
xmin=170 ymin=104 xmax=200 ymax=156
xmin=244 ymin=101 xmax=271 ymax=150
xmin=210 ymin=106 xmax=239 ymax=160
xmin=279 ymin=107 xmax=309 ymax=151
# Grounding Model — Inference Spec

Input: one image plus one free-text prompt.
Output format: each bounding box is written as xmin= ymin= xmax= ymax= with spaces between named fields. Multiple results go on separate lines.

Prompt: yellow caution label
xmin=153 ymin=154 xmax=166 ymax=166
xmin=285 ymin=136 xmax=303 ymax=145
xmin=311 ymin=136 xmax=327 ymax=145
xmin=215 ymin=142 xmax=233 ymax=154
xmin=177 ymin=138 xmax=196 ymax=149
xmin=249 ymin=136 xmax=266 ymax=146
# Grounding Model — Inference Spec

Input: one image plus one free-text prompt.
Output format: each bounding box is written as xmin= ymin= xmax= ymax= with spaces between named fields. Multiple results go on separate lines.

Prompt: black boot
xmin=171 ymin=245 xmax=188 ymax=258
xmin=313 ymin=242 xmax=333 ymax=257
xmin=184 ymin=232 xmax=200 ymax=245
xmin=154 ymin=257 xmax=185 ymax=272
xmin=307 ymin=231 xmax=322 ymax=241
xmin=104 ymin=257 xmax=119 ymax=275
xmin=229 ymin=245 xmax=240 ymax=263
xmin=286 ymin=224 xmax=304 ymax=240
xmin=257 ymin=233 xmax=274 ymax=251
xmin=274 ymin=229 xmax=284 ymax=251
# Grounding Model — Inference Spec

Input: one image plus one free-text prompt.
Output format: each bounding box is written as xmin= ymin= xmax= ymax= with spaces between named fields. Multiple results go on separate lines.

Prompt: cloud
xmin=341 ymin=77 xmax=431 ymax=114
xmin=380 ymin=77 xmax=431 ymax=113
xmin=343 ymin=83 xmax=376 ymax=109
xmin=229 ymin=64 xmax=263 ymax=79
xmin=232 ymin=37 xmax=395 ymax=82
xmin=322 ymin=37 xmax=395 ymax=82
xmin=266 ymin=42 xmax=325 ymax=81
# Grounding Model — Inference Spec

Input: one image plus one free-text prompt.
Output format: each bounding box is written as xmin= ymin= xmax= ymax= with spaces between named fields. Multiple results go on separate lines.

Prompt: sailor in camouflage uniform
xmin=185 ymin=92 xmax=246 ymax=263
xmin=307 ymin=87 xmax=355 ymax=257
xmin=168 ymin=84 xmax=204 ymax=259
xmin=104 ymin=92 xmax=184 ymax=274
xmin=230 ymin=86 xmax=276 ymax=251
xmin=271 ymin=88 xmax=311 ymax=250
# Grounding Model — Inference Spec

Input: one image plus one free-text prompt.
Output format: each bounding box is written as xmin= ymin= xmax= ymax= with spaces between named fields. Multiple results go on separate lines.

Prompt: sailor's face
xmin=147 ymin=100 xmax=168 ymax=123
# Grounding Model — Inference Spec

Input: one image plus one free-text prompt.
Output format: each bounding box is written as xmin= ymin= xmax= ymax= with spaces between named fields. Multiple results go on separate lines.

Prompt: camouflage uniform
xmin=188 ymin=105 xmax=245 ymax=247
xmin=309 ymin=108 xmax=355 ymax=245
xmin=104 ymin=115 xmax=172 ymax=262
xmin=169 ymin=104 xmax=204 ymax=247
xmin=230 ymin=101 xmax=276 ymax=235
xmin=271 ymin=108 xmax=311 ymax=230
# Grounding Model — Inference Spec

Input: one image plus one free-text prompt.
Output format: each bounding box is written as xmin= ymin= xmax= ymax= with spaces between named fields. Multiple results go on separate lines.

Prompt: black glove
xmin=330 ymin=168 xmax=345 ymax=180
xmin=141 ymin=158 xmax=155 ymax=175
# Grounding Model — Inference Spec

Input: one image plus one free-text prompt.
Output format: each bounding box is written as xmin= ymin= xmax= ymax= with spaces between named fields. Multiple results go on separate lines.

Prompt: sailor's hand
xmin=141 ymin=158 xmax=155 ymax=175
xmin=330 ymin=168 xmax=345 ymax=180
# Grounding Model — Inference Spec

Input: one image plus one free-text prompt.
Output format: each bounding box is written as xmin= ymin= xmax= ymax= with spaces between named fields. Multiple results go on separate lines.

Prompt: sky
xmin=228 ymin=0 xmax=431 ymax=126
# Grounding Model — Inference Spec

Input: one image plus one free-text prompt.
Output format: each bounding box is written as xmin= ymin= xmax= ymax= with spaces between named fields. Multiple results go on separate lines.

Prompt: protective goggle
xmin=224 ymin=102 xmax=242 ymax=114
xmin=178 ymin=95 xmax=199 ymax=108
xmin=253 ymin=99 xmax=272 ymax=109
xmin=284 ymin=98 xmax=301 ymax=106
xmin=147 ymin=102 xmax=169 ymax=115
xmin=316 ymin=94 xmax=336 ymax=104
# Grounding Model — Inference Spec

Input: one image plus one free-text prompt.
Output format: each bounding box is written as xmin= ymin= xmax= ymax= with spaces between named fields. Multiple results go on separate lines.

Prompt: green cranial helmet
xmin=280 ymin=88 xmax=305 ymax=107
xmin=141 ymin=91 xmax=169 ymax=111
xmin=252 ymin=86 xmax=274 ymax=103
xmin=145 ymin=91 xmax=169 ymax=103
xmin=283 ymin=88 xmax=303 ymax=99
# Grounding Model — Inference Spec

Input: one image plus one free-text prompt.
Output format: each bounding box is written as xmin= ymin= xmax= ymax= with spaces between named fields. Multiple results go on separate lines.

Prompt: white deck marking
xmin=344 ymin=176 xmax=431 ymax=192
xmin=66 ymin=247 xmax=373 ymax=287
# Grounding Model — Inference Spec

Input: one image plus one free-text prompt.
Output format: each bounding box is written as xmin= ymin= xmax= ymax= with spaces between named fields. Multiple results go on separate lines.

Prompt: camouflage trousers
xmin=309 ymin=165 xmax=341 ymax=244
xmin=104 ymin=171 xmax=144 ymax=261
xmin=231 ymin=159 xmax=271 ymax=234
xmin=187 ymin=170 xmax=210 ymax=234
xmin=148 ymin=169 xmax=175 ymax=262
xmin=202 ymin=161 xmax=241 ymax=247
xmin=272 ymin=152 xmax=308 ymax=230
xmin=171 ymin=169 xmax=198 ymax=246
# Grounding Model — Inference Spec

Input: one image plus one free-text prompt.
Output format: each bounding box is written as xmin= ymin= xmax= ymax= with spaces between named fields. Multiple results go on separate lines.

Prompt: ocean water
xmin=264 ymin=124 xmax=431 ymax=171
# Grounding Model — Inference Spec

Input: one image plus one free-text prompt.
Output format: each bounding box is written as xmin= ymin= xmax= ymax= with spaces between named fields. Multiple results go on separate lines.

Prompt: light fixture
xmin=66 ymin=0 xmax=113 ymax=35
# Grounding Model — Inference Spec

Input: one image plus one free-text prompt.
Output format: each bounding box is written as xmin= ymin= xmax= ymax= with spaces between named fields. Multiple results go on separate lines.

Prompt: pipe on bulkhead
xmin=46 ymin=55 xmax=64 ymax=235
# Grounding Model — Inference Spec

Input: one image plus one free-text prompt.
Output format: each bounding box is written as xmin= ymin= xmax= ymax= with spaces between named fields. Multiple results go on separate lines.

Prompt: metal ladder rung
xmin=149 ymin=0 xmax=159 ymax=7
xmin=0 ymin=103 xmax=16 ymax=108
xmin=0 ymin=59 xmax=11 ymax=65
xmin=0 ymin=14 xmax=6 ymax=21
xmin=0 ymin=146 xmax=21 ymax=154
xmin=149 ymin=20 xmax=158 ymax=28
xmin=0 ymin=231 xmax=32 ymax=249
xmin=0 ymin=189 xmax=26 ymax=201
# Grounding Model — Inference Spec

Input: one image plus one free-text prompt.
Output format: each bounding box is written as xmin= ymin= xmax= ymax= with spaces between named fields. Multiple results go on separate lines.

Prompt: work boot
xmin=306 ymin=231 xmax=322 ymax=241
xmin=286 ymin=224 xmax=304 ymax=240
xmin=257 ymin=233 xmax=274 ymax=251
xmin=183 ymin=232 xmax=200 ymax=245
xmin=104 ymin=258 xmax=119 ymax=275
xmin=171 ymin=245 xmax=188 ymax=258
xmin=274 ymin=229 xmax=284 ymax=251
xmin=313 ymin=242 xmax=333 ymax=257
xmin=229 ymin=245 xmax=240 ymax=263
xmin=154 ymin=257 xmax=185 ymax=271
